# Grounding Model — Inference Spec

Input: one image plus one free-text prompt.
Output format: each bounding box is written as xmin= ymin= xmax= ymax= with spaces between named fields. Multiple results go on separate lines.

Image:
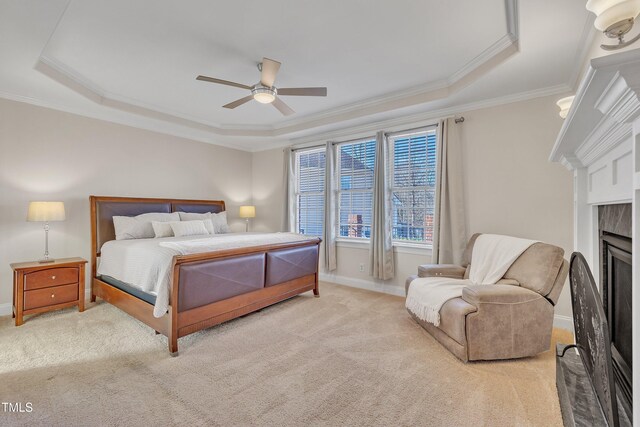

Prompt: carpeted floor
xmin=0 ymin=282 xmax=571 ymax=426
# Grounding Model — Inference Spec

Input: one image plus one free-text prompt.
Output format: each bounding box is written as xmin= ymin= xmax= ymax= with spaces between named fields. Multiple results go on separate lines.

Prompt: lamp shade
xmin=239 ymin=205 xmax=256 ymax=218
xmin=556 ymin=96 xmax=575 ymax=119
xmin=586 ymin=0 xmax=640 ymax=31
xmin=27 ymin=201 xmax=66 ymax=222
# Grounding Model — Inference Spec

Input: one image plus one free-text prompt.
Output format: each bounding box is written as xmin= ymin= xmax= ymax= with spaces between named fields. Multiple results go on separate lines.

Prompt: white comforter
xmin=97 ymin=232 xmax=316 ymax=317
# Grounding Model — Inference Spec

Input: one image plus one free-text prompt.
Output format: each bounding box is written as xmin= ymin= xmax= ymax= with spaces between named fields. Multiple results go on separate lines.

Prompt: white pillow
xmin=113 ymin=212 xmax=180 ymax=240
xmin=170 ymin=220 xmax=210 ymax=237
xmin=152 ymin=221 xmax=177 ymax=238
xmin=178 ymin=211 xmax=230 ymax=233
xmin=210 ymin=211 xmax=231 ymax=233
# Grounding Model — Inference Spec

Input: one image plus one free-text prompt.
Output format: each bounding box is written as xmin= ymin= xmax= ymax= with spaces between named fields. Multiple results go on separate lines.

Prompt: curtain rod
xmin=289 ymin=116 xmax=464 ymax=152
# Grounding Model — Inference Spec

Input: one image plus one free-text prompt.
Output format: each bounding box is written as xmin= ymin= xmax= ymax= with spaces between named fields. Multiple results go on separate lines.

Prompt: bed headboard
xmin=90 ymin=196 xmax=225 ymax=274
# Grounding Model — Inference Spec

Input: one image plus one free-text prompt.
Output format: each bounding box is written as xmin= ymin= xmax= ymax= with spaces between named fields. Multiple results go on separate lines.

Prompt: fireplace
xmin=599 ymin=204 xmax=633 ymax=420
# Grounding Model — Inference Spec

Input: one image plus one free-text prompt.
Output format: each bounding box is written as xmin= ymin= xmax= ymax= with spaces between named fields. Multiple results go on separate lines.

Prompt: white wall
xmin=251 ymin=95 xmax=574 ymax=318
xmin=0 ymin=98 xmax=253 ymax=312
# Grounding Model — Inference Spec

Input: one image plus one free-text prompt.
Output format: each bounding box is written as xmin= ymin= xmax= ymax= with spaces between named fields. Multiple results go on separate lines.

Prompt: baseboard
xmin=3 ymin=283 xmax=575 ymax=335
xmin=0 ymin=303 xmax=11 ymax=316
xmin=320 ymin=273 xmax=575 ymax=333
xmin=0 ymin=288 xmax=94 ymax=317
xmin=319 ymin=273 xmax=406 ymax=297
xmin=553 ymin=314 xmax=574 ymax=333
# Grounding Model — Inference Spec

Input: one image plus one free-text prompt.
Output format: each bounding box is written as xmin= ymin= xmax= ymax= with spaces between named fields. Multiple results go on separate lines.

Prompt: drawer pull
xmin=51 ymin=276 xmax=56 ymax=280
xmin=51 ymin=294 xmax=55 ymax=298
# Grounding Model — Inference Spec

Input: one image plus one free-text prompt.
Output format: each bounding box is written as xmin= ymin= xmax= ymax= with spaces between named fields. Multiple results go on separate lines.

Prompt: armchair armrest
xmin=462 ymin=285 xmax=542 ymax=306
xmin=418 ymin=264 xmax=466 ymax=279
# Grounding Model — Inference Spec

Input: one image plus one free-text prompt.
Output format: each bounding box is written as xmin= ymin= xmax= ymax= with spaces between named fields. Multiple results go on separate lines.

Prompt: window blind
xmin=388 ymin=129 xmax=437 ymax=244
xmin=295 ymin=148 xmax=326 ymax=236
xmin=338 ymin=139 xmax=376 ymax=239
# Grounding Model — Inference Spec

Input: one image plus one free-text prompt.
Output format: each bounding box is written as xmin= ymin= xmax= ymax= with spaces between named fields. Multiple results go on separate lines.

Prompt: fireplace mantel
xmin=550 ymin=48 xmax=640 ymax=171
xmin=550 ymin=47 xmax=640 ymax=425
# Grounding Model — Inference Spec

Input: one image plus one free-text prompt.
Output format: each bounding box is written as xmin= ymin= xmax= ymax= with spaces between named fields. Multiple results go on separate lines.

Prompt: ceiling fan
xmin=196 ymin=57 xmax=327 ymax=116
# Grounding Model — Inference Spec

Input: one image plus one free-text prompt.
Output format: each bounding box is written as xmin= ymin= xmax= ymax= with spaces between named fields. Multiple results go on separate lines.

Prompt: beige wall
xmin=460 ymin=95 xmax=573 ymax=317
xmin=0 ymin=98 xmax=252 ymax=310
xmin=251 ymin=95 xmax=574 ymax=316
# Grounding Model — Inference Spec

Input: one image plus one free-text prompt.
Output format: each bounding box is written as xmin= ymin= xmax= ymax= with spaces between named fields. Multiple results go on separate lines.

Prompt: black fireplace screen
xmin=570 ymin=252 xmax=619 ymax=426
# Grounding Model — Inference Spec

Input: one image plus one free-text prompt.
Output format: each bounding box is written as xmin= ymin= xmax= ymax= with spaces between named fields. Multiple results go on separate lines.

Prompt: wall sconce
xmin=556 ymin=96 xmax=575 ymax=119
xmin=587 ymin=0 xmax=640 ymax=50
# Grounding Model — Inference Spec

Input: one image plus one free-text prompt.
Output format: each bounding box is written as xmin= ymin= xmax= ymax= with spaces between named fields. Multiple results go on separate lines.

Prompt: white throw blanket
xmin=405 ymin=234 xmax=537 ymax=326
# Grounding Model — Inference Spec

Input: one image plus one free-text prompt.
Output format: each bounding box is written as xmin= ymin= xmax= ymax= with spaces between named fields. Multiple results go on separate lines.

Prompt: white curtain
xmin=323 ymin=142 xmax=338 ymax=271
xmin=282 ymin=147 xmax=296 ymax=232
xmin=369 ymin=131 xmax=395 ymax=279
xmin=432 ymin=118 xmax=467 ymax=265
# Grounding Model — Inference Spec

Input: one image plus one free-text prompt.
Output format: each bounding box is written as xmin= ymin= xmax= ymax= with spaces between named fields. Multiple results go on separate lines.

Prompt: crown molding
xmin=33 ymin=0 xmax=521 ymax=140
xmin=550 ymin=49 xmax=640 ymax=170
xmin=274 ymin=83 xmax=570 ymax=150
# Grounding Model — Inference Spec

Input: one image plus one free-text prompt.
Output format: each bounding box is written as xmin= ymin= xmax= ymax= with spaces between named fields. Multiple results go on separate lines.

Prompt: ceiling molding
xmin=276 ymin=83 xmax=570 ymax=151
xmin=33 ymin=0 xmax=521 ymax=139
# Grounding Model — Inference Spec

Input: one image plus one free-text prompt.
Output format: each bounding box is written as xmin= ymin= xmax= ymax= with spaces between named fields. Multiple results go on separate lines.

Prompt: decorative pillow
xmin=170 ymin=220 xmax=210 ymax=238
xmin=152 ymin=221 xmax=177 ymax=238
xmin=210 ymin=211 xmax=231 ymax=233
xmin=178 ymin=211 xmax=230 ymax=233
xmin=113 ymin=212 xmax=180 ymax=240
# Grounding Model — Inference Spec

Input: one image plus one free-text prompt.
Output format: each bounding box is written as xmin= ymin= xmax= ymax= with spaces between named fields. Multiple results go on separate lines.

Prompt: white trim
xmin=319 ymin=273 xmax=406 ymax=297
xmin=553 ymin=314 xmax=574 ymax=333
xmin=285 ymin=84 xmax=570 ymax=149
xmin=336 ymin=239 xmax=432 ymax=255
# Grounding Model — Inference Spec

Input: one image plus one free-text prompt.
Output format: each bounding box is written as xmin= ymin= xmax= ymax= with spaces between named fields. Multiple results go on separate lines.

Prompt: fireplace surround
xmin=600 ymin=204 xmax=633 ymax=419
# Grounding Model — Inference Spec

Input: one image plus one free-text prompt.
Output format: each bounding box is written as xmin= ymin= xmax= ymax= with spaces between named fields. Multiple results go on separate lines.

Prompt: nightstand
xmin=11 ymin=257 xmax=87 ymax=326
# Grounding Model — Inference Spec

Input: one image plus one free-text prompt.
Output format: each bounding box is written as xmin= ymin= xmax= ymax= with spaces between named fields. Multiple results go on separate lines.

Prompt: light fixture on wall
xmin=27 ymin=201 xmax=66 ymax=263
xmin=239 ymin=205 xmax=256 ymax=232
xmin=556 ymin=96 xmax=575 ymax=119
xmin=586 ymin=0 xmax=640 ymax=50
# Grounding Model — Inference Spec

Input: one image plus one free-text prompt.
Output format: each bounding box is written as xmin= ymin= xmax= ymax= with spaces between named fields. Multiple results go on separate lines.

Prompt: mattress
xmin=97 ymin=232 xmax=316 ymax=317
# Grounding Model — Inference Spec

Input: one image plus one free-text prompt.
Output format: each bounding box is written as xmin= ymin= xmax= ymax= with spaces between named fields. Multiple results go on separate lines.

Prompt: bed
xmin=90 ymin=196 xmax=321 ymax=356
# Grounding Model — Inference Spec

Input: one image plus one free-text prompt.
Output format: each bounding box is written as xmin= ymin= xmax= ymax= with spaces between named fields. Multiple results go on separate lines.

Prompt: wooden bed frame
xmin=90 ymin=196 xmax=321 ymax=356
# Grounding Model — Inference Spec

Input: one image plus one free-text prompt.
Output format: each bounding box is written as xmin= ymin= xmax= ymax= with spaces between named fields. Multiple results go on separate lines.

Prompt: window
xmin=337 ymin=139 xmax=376 ymax=239
xmin=388 ymin=129 xmax=437 ymax=244
xmin=295 ymin=148 xmax=325 ymax=236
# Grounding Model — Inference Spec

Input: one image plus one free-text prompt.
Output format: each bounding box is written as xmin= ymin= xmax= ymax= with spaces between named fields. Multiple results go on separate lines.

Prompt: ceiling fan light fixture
xmin=586 ymin=0 xmax=640 ymax=49
xmin=252 ymin=85 xmax=277 ymax=104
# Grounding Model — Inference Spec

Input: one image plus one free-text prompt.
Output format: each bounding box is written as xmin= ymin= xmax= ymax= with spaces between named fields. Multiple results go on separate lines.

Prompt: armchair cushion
xmin=418 ymin=264 xmax=466 ymax=279
xmin=462 ymin=284 xmax=542 ymax=306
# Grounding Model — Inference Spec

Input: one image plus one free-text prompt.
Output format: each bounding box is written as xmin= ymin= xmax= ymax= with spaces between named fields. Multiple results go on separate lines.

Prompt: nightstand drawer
xmin=24 ymin=267 xmax=78 ymax=290
xmin=24 ymin=283 xmax=78 ymax=310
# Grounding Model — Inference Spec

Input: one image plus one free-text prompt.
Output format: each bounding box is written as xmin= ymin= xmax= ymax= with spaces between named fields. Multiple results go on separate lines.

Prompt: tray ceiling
xmin=0 ymin=0 xmax=592 ymax=150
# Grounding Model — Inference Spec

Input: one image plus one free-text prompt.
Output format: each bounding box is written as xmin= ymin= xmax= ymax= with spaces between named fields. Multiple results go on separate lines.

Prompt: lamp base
xmin=38 ymin=258 xmax=55 ymax=264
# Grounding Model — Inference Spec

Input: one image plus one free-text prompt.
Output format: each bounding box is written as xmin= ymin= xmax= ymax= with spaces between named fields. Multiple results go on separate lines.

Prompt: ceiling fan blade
xmin=260 ymin=57 xmax=281 ymax=87
xmin=277 ymin=87 xmax=327 ymax=97
xmin=223 ymin=95 xmax=254 ymax=109
xmin=196 ymin=75 xmax=251 ymax=90
xmin=272 ymin=97 xmax=295 ymax=116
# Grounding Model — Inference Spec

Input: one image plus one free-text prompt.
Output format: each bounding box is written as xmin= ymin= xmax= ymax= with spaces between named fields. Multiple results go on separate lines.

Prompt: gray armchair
xmin=406 ymin=233 xmax=569 ymax=362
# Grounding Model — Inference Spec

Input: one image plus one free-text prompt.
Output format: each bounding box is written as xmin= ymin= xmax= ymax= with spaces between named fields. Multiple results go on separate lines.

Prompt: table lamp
xmin=239 ymin=205 xmax=256 ymax=232
xmin=27 ymin=201 xmax=66 ymax=263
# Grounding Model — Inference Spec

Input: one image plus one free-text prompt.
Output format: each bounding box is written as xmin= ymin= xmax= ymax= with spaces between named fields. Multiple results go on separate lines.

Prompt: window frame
xmin=294 ymin=147 xmax=326 ymax=237
xmin=387 ymin=126 xmax=438 ymax=247
xmin=336 ymin=137 xmax=377 ymax=241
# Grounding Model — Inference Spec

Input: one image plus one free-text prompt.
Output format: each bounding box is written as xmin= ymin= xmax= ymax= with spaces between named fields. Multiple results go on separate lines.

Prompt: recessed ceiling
xmin=0 ymin=0 xmax=592 ymax=150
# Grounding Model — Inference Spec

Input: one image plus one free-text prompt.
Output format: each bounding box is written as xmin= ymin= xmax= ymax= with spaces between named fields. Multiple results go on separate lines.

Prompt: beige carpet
xmin=0 ymin=282 xmax=570 ymax=426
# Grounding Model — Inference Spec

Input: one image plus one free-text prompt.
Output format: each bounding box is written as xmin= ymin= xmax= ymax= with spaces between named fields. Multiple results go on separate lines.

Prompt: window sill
xmin=335 ymin=238 xmax=432 ymax=255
